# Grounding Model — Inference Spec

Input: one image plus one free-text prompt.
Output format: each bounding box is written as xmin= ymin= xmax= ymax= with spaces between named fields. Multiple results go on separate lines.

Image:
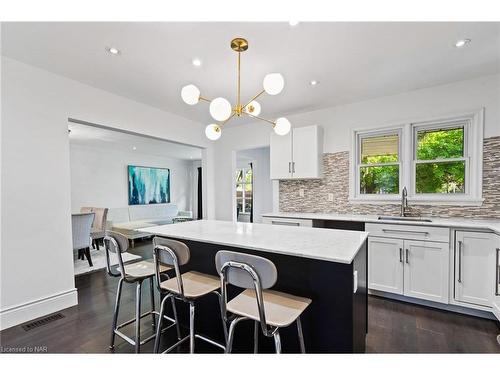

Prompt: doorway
xmin=235 ymin=147 xmax=273 ymax=223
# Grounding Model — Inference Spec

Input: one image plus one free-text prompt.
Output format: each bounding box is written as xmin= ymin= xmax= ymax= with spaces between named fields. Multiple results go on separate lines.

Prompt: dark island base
xmin=158 ymin=238 xmax=367 ymax=353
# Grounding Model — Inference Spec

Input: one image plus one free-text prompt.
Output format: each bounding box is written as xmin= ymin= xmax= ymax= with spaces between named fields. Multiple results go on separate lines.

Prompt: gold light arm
xmin=199 ymin=96 xmax=211 ymax=103
xmin=244 ymin=112 xmax=276 ymax=126
xmin=243 ymin=89 xmax=266 ymax=109
xmin=220 ymin=111 xmax=237 ymax=128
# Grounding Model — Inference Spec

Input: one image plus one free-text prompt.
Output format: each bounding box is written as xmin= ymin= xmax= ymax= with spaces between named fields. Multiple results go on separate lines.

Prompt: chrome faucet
xmin=401 ymin=186 xmax=408 ymax=217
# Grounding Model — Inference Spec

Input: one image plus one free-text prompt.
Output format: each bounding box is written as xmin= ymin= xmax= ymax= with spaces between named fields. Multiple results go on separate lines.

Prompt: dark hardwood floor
xmin=1 ymin=238 xmax=499 ymax=354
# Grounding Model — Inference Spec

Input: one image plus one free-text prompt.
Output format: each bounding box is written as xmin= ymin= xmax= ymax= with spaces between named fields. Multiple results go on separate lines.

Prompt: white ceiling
xmin=2 ymin=22 xmax=499 ymax=126
xmin=68 ymin=122 xmax=202 ymax=160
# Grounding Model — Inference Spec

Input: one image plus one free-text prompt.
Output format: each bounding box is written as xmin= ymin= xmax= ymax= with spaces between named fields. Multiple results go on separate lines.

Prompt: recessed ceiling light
xmin=310 ymin=80 xmax=319 ymax=86
xmin=454 ymin=39 xmax=471 ymax=48
xmin=289 ymin=21 xmax=299 ymax=26
xmin=132 ymin=146 xmax=137 ymax=150
xmin=106 ymin=46 xmax=121 ymax=55
xmin=192 ymin=58 xmax=202 ymax=67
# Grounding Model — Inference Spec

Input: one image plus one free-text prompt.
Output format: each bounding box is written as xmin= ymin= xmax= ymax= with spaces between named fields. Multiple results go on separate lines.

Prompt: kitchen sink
xmin=378 ymin=216 xmax=432 ymax=223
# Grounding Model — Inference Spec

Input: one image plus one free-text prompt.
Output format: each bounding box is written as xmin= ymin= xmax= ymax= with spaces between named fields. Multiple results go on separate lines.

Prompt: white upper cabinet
xmin=270 ymin=131 xmax=293 ymax=179
xmin=270 ymin=125 xmax=323 ymax=180
xmin=454 ymin=231 xmax=496 ymax=308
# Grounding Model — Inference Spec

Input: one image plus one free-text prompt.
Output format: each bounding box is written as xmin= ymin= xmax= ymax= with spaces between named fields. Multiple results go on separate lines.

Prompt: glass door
xmin=236 ymin=166 xmax=253 ymax=222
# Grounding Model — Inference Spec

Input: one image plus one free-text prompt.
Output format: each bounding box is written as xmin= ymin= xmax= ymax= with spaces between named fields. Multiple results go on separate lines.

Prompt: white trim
xmin=349 ymin=108 xmax=484 ymax=206
xmin=349 ymin=197 xmax=484 ymax=206
xmin=0 ymin=288 xmax=78 ymax=330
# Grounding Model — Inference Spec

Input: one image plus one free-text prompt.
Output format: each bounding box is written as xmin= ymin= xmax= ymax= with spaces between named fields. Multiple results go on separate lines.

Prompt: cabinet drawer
xmin=366 ymin=223 xmax=449 ymax=243
xmin=262 ymin=217 xmax=313 ymax=227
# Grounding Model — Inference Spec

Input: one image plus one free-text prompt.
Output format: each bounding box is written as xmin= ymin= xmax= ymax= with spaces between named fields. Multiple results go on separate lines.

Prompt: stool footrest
xmin=160 ymin=334 xmax=226 ymax=354
xmin=195 ymin=334 xmax=226 ymax=350
xmin=114 ymin=321 xmax=178 ymax=347
xmin=113 ymin=310 xmax=178 ymax=348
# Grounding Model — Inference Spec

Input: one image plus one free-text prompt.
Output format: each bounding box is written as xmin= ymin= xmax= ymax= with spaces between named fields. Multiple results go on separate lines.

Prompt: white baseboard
xmin=0 ymin=288 xmax=78 ymax=331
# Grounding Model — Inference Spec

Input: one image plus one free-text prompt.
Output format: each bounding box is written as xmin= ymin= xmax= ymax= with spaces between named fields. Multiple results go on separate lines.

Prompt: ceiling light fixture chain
xmin=181 ymin=37 xmax=290 ymax=140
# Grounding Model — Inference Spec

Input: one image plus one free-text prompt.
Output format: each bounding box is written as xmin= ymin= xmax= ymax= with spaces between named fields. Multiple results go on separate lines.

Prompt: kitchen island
xmin=140 ymin=220 xmax=369 ymax=353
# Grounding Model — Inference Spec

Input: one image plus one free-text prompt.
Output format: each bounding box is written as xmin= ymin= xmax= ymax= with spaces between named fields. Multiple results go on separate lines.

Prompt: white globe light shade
xmin=263 ymin=73 xmax=285 ymax=95
xmin=274 ymin=117 xmax=291 ymax=136
xmin=209 ymin=97 xmax=232 ymax=121
xmin=205 ymin=124 xmax=222 ymax=141
xmin=181 ymin=84 xmax=200 ymax=105
xmin=244 ymin=100 xmax=261 ymax=116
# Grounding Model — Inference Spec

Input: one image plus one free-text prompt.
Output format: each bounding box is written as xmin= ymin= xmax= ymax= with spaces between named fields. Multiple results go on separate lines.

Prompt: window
xmin=235 ymin=167 xmax=253 ymax=215
xmin=358 ymin=132 xmax=400 ymax=195
xmin=350 ymin=109 xmax=483 ymax=205
xmin=414 ymin=123 xmax=466 ymax=194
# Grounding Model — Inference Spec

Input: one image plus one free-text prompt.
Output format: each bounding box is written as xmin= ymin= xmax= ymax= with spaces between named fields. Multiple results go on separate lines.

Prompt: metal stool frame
xmin=219 ymin=260 xmax=305 ymax=354
xmin=104 ymin=234 xmax=180 ymax=353
xmin=153 ymin=243 xmax=228 ymax=354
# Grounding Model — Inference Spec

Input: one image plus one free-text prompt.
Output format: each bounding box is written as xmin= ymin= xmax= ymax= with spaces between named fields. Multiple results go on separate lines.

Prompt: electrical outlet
xmin=299 ymin=189 xmax=305 ymax=198
xmin=328 ymin=193 xmax=334 ymax=202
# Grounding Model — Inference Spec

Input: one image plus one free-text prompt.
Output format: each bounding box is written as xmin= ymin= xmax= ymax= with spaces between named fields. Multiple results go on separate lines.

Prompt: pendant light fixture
xmin=181 ymin=37 xmax=291 ymax=140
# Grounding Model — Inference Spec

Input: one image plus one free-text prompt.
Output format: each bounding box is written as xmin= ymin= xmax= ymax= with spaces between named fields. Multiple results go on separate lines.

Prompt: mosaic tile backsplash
xmin=279 ymin=136 xmax=500 ymax=219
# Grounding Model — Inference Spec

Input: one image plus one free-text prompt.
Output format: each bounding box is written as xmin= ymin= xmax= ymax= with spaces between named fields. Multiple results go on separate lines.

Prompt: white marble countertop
xmin=139 ymin=220 xmax=369 ymax=264
xmin=262 ymin=212 xmax=500 ymax=235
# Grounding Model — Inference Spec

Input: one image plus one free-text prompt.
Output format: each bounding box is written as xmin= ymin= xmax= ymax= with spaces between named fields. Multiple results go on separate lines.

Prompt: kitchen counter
xmin=262 ymin=212 xmax=500 ymax=235
xmin=140 ymin=219 xmax=368 ymax=353
xmin=140 ymin=219 xmax=368 ymax=264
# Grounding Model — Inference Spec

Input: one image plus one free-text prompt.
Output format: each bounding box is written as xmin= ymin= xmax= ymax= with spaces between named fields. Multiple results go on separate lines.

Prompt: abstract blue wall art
xmin=128 ymin=165 xmax=170 ymax=205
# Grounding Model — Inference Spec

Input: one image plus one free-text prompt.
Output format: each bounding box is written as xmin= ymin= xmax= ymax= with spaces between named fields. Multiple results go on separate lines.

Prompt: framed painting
xmin=128 ymin=165 xmax=170 ymax=205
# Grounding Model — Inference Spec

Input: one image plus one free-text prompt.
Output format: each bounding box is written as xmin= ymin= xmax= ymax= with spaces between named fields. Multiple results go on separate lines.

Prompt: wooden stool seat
xmin=159 ymin=271 xmax=220 ymax=298
xmin=227 ymin=289 xmax=311 ymax=328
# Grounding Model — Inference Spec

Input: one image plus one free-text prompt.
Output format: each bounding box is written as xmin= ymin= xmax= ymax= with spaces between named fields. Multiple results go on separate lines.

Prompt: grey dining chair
xmin=80 ymin=207 xmax=108 ymax=250
xmin=71 ymin=213 xmax=95 ymax=267
xmin=215 ymin=250 xmax=312 ymax=354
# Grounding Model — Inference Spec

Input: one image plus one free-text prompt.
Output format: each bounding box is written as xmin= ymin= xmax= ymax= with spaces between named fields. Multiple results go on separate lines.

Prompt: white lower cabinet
xmin=368 ymin=234 xmax=449 ymax=304
xmin=368 ymin=237 xmax=404 ymax=294
xmin=403 ymin=240 xmax=449 ymax=303
xmin=492 ymin=236 xmax=500 ymax=321
xmin=454 ymin=231 xmax=496 ymax=307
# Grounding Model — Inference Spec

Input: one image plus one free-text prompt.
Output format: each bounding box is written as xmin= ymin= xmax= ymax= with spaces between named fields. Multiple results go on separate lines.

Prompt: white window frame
xmin=354 ymin=127 xmax=403 ymax=200
xmin=349 ymin=109 xmax=484 ymax=206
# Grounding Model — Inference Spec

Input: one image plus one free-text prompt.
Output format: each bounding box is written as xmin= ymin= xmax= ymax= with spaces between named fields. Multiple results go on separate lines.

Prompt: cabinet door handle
xmin=496 ymin=248 xmax=500 ymax=296
xmin=288 ymin=162 xmax=291 ymax=174
xmin=405 ymin=249 xmax=409 ymax=264
xmin=399 ymin=248 xmax=403 ymax=263
xmin=292 ymin=162 xmax=295 ymax=173
xmin=458 ymin=240 xmax=463 ymax=283
xmin=382 ymin=229 xmax=429 ymax=236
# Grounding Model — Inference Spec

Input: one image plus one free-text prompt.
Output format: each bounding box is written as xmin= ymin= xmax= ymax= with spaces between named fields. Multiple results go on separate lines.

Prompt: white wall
xmin=0 ymin=57 xmax=213 ymax=329
xmin=69 ymin=143 xmax=194 ymax=212
xmin=236 ymin=147 xmax=273 ymax=223
xmin=214 ymin=74 xmax=500 ymax=220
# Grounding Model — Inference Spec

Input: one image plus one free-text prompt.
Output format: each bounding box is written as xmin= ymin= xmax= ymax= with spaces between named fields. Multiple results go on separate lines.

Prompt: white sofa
xmin=107 ymin=204 xmax=192 ymax=245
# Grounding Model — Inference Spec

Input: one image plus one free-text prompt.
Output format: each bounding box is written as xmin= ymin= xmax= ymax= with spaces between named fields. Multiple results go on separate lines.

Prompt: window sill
xmin=349 ymin=196 xmax=484 ymax=206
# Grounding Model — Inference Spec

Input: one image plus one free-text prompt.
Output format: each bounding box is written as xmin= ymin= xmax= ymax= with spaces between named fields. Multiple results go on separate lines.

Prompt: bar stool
xmin=215 ymin=250 xmax=312 ymax=354
xmin=104 ymin=231 xmax=180 ymax=353
xmin=152 ymin=237 xmax=227 ymax=353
